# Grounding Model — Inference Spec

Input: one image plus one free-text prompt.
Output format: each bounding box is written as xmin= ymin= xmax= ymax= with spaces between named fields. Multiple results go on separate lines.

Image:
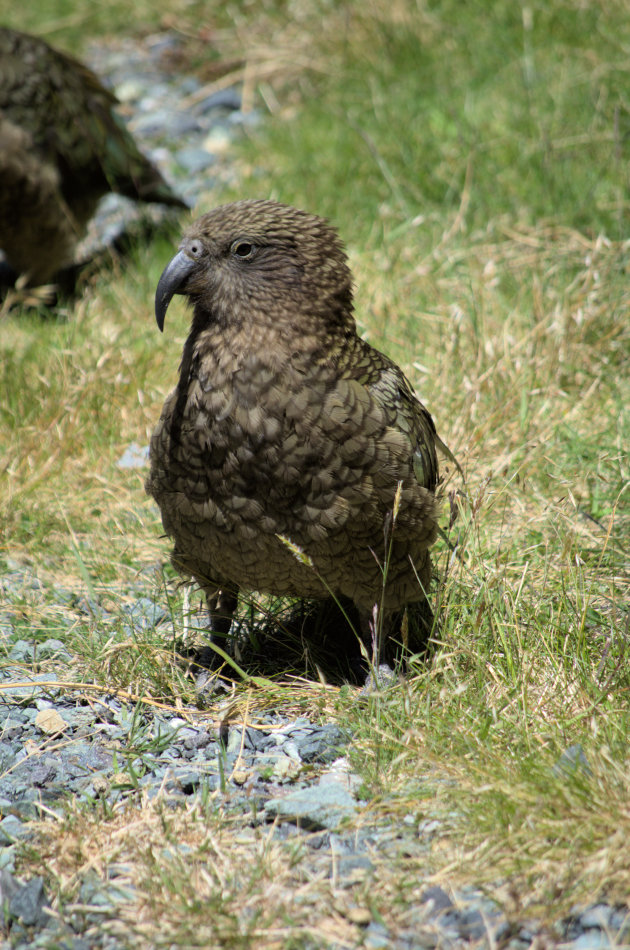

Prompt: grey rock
xmin=175 ymin=147 xmax=216 ymax=174
xmin=120 ymin=596 xmax=167 ymax=631
xmin=440 ymin=905 xmax=487 ymax=941
xmin=245 ymin=727 xmax=275 ymax=752
xmin=184 ymin=730 xmax=214 ymax=751
xmin=336 ymin=854 xmax=374 ymax=878
xmin=571 ymin=934 xmax=613 ymax=950
xmin=0 ymin=868 xmax=20 ymax=925
xmin=30 ymin=762 xmax=57 ymax=787
xmin=116 ymin=442 xmax=149 ymax=469
xmin=132 ymin=109 xmax=200 ymax=137
xmin=167 ymin=770 xmax=205 ymax=794
xmin=194 ymin=88 xmax=242 ymax=113
xmin=78 ymin=875 xmax=115 ymax=908
xmin=8 ymin=639 xmax=34 ymax=662
xmin=228 ymin=109 xmax=261 ymax=128
xmin=364 ymin=921 xmax=390 ymax=948
xmin=553 ymin=743 xmax=592 ymax=779
xmin=0 ymin=846 xmax=16 ymax=872
xmin=8 ymin=876 xmax=50 ymax=928
xmin=420 ymin=885 xmax=453 ymax=914
xmin=0 ymin=816 xmax=29 ymax=844
xmin=579 ymin=904 xmax=615 ymax=929
xmin=296 ymin=724 xmax=348 ymax=763
xmin=265 ymin=779 xmax=357 ymax=831
xmin=282 ymin=740 xmax=301 ymax=760
xmin=38 ymin=638 xmax=71 ymax=659
xmin=1 ymin=717 xmax=24 ymax=740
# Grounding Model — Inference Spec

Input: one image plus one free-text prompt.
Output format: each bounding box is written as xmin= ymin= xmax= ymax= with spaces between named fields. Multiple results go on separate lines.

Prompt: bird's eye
xmin=231 ymin=241 xmax=256 ymax=260
xmin=188 ymin=241 xmax=203 ymax=259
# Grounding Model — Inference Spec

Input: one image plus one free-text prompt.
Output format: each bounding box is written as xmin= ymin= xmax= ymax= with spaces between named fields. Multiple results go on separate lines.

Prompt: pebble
xmin=265 ymin=778 xmax=358 ymax=831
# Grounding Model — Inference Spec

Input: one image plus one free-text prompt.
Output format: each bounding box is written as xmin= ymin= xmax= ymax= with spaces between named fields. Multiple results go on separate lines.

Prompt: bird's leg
xmin=205 ymin=587 xmax=239 ymax=638
xmin=184 ymin=586 xmax=239 ymax=675
xmin=355 ymin=605 xmax=398 ymax=691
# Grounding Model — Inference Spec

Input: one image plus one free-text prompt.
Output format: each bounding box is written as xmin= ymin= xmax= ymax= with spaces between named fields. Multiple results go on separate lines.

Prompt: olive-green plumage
xmin=0 ymin=27 xmax=186 ymax=286
xmin=147 ymin=200 xmax=442 ymax=663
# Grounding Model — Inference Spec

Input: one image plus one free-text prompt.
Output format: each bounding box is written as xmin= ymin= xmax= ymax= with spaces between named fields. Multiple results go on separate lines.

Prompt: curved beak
xmin=154 ymin=250 xmax=197 ymax=331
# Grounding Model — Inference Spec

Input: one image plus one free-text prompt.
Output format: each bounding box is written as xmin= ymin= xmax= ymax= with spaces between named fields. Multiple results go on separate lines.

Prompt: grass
xmin=1 ymin=0 xmax=629 ymax=943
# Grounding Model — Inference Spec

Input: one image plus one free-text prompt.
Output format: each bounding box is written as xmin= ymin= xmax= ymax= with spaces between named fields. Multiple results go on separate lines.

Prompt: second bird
xmin=0 ymin=27 xmax=186 ymax=288
xmin=147 ymin=200 xmax=446 ymax=669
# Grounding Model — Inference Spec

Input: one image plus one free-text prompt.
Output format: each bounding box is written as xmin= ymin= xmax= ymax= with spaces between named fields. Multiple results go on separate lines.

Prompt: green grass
xmin=1 ymin=0 xmax=629 ymax=942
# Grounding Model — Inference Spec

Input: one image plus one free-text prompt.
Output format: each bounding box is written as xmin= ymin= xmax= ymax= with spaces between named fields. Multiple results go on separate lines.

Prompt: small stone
xmin=194 ymin=88 xmax=242 ymax=113
xmin=282 ymin=740 xmax=301 ymax=761
xmin=571 ymin=933 xmax=612 ymax=950
xmin=265 ymin=780 xmax=357 ymax=831
xmin=0 ymin=816 xmax=29 ymax=844
xmin=271 ymin=755 xmax=301 ymax=781
xmin=227 ymin=729 xmax=245 ymax=757
xmin=441 ymin=906 xmax=486 ymax=941
xmin=116 ymin=443 xmax=149 ymax=469
xmin=30 ymin=762 xmax=58 ymax=787
xmin=38 ymin=638 xmax=71 ymax=659
xmin=202 ymin=127 xmax=233 ymax=155
xmin=35 ymin=708 xmax=68 ymax=736
xmin=114 ymin=79 xmax=146 ymax=103
xmin=170 ymin=771 xmax=203 ymax=794
xmin=347 ymin=906 xmax=371 ymax=926
xmin=245 ymin=727 xmax=274 ymax=752
xmin=297 ymin=725 xmax=347 ymax=763
xmin=8 ymin=640 xmax=33 ymax=663
xmin=364 ymin=921 xmax=390 ymax=948
xmin=0 ymin=868 xmax=20 ymax=926
xmin=231 ymin=770 xmax=249 ymax=786
xmin=8 ymin=875 xmax=50 ymax=928
xmin=579 ymin=904 xmax=614 ymax=930
xmin=91 ymin=774 xmax=110 ymax=797
xmin=175 ymin=147 xmax=216 ymax=174
xmin=420 ymin=885 xmax=453 ymax=914
xmin=121 ymin=597 xmax=167 ymax=631
xmin=1 ymin=718 xmax=24 ymax=740
xmin=553 ymin=743 xmax=592 ymax=779
xmin=337 ymin=855 xmax=374 ymax=879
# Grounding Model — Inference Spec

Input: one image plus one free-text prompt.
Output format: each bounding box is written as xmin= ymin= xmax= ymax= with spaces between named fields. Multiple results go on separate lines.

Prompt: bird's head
xmin=154 ymin=199 xmax=355 ymax=335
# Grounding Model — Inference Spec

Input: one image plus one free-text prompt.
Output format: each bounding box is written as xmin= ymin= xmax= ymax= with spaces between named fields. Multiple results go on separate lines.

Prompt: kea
xmin=147 ymin=199 xmax=448 ymax=673
xmin=0 ymin=27 xmax=186 ymax=288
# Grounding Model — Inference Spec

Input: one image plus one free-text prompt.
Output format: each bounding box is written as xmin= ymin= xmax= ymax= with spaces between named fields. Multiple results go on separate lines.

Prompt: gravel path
xmin=2 ymin=32 xmax=628 ymax=950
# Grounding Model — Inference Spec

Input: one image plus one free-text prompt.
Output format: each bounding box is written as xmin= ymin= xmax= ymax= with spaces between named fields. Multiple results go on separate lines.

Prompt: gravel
xmin=74 ymin=29 xmax=261 ymax=267
xmin=1 ymin=29 xmax=628 ymax=950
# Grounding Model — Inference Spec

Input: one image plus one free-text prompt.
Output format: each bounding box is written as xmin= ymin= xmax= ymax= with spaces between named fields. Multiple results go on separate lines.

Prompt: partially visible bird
xmin=147 ymin=200 xmax=448 ymax=671
xmin=0 ymin=27 xmax=186 ymax=288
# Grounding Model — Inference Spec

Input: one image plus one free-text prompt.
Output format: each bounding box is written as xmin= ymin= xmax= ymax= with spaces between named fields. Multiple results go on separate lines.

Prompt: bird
xmin=0 ymin=26 xmax=187 ymax=289
xmin=147 ymin=199 xmax=448 ymax=673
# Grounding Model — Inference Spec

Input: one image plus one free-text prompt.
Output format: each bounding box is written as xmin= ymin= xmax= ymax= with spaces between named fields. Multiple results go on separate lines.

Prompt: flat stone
xmin=420 ymin=885 xmax=453 ymax=914
xmin=579 ymin=904 xmax=614 ymax=929
xmin=0 ymin=816 xmax=29 ymax=844
xmin=297 ymin=724 xmax=348 ymax=763
xmin=571 ymin=933 xmax=613 ymax=950
xmin=265 ymin=779 xmax=357 ymax=831
xmin=175 ymin=147 xmax=216 ymax=173
xmin=553 ymin=743 xmax=592 ymax=779
xmin=194 ymin=88 xmax=242 ymax=113
xmin=8 ymin=875 xmax=50 ymax=928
